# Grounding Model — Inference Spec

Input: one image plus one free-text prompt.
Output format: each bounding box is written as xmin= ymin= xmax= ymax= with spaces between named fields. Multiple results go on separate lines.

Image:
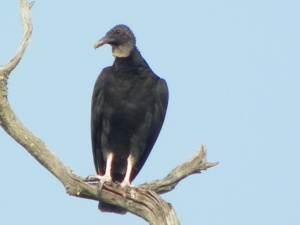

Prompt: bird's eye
xmin=115 ymin=29 xmax=121 ymax=34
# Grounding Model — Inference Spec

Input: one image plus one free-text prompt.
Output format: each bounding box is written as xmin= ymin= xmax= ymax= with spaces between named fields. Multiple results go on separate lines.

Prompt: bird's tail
xmin=98 ymin=201 xmax=127 ymax=215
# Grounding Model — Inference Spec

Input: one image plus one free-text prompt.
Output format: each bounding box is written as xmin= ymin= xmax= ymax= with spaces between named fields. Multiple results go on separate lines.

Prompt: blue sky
xmin=1 ymin=1 xmax=299 ymax=224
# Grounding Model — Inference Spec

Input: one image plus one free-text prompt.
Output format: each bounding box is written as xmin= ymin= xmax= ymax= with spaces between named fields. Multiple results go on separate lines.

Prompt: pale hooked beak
xmin=94 ymin=35 xmax=112 ymax=49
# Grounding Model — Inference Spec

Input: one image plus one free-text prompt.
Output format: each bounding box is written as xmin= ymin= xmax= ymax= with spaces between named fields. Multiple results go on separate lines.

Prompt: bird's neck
xmin=112 ymin=47 xmax=152 ymax=76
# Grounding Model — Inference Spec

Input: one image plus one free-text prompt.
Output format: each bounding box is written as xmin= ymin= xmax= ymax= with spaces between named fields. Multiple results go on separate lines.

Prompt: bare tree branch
xmin=139 ymin=145 xmax=218 ymax=194
xmin=0 ymin=0 xmax=33 ymax=76
xmin=0 ymin=1 xmax=218 ymax=224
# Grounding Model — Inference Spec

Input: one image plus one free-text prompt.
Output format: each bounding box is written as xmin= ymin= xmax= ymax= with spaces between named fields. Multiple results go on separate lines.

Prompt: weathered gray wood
xmin=139 ymin=146 xmax=218 ymax=194
xmin=0 ymin=1 xmax=218 ymax=224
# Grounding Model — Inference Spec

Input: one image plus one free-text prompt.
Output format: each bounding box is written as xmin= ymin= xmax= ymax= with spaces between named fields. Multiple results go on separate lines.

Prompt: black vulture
xmin=91 ymin=25 xmax=168 ymax=214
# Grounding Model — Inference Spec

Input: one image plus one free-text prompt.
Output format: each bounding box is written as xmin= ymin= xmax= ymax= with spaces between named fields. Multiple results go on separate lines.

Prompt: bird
xmin=90 ymin=24 xmax=168 ymax=214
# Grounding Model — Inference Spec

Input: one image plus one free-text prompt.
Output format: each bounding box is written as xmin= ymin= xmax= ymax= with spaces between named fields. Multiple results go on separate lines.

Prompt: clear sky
xmin=1 ymin=1 xmax=299 ymax=224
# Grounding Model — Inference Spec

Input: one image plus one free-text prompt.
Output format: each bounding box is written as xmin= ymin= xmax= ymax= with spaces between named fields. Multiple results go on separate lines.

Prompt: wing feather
xmin=130 ymin=78 xmax=169 ymax=181
xmin=91 ymin=69 xmax=110 ymax=175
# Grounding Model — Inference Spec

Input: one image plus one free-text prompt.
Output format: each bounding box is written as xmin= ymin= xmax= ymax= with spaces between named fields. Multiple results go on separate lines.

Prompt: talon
xmin=85 ymin=175 xmax=103 ymax=182
xmin=98 ymin=175 xmax=113 ymax=194
xmin=85 ymin=174 xmax=113 ymax=185
xmin=120 ymin=180 xmax=131 ymax=188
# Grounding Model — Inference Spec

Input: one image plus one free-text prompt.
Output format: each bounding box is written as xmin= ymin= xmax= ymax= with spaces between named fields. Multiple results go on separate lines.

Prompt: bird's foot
xmin=86 ymin=175 xmax=113 ymax=194
xmin=85 ymin=175 xmax=103 ymax=182
xmin=120 ymin=180 xmax=132 ymax=198
xmin=85 ymin=174 xmax=112 ymax=187
xmin=99 ymin=175 xmax=113 ymax=184
xmin=120 ymin=180 xmax=131 ymax=188
xmin=97 ymin=175 xmax=113 ymax=192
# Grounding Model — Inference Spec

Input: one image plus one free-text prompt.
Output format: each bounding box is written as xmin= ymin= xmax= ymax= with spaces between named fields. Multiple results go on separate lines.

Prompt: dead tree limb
xmin=0 ymin=1 xmax=218 ymax=224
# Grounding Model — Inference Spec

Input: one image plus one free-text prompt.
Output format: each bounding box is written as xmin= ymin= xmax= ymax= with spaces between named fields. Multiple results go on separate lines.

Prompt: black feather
xmin=91 ymin=25 xmax=168 ymax=214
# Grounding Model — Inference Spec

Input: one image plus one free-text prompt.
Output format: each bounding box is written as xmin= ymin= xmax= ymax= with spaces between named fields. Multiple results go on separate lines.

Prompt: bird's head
xmin=94 ymin=24 xmax=136 ymax=58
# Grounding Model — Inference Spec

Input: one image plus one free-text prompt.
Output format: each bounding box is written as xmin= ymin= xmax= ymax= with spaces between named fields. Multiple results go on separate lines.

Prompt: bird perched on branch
xmin=90 ymin=24 xmax=168 ymax=214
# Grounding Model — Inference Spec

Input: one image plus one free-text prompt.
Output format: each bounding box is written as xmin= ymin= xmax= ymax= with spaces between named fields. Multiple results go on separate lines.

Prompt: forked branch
xmin=0 ymin=1 xmax=218 ymax=225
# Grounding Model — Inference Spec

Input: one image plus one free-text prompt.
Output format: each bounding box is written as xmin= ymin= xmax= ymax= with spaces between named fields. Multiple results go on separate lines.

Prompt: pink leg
xmin=121 ymin=155 xmax=134 ymax=187
xmin=103 ymin=152 xmax=113 ymax=179
xmin=86 ymin=152 xmax=113 ymax=183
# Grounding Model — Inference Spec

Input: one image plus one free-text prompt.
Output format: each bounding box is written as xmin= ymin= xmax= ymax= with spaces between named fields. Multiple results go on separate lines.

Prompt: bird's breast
xmin=102 ymin=76 xmax=156 ymax=128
